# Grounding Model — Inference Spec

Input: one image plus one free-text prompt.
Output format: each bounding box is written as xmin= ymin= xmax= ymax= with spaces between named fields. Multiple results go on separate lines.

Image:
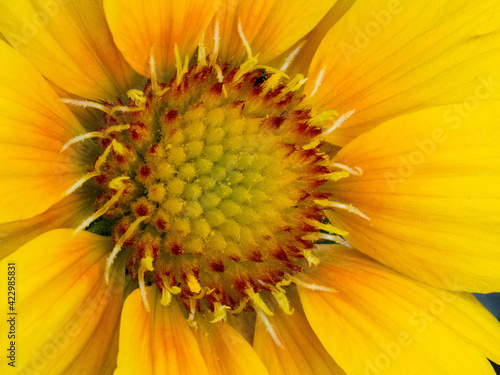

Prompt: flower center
xmin=63 ymin=46 xmax=367 ymax=323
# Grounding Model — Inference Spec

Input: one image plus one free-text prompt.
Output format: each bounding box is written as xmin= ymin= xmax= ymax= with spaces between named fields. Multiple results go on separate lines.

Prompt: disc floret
xmin=62 ymin=45 xmax=368 ymax=322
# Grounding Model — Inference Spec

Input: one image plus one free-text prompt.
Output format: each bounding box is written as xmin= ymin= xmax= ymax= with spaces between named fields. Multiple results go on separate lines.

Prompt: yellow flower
xmin=1 ymin=0 xmax=500 ymax=374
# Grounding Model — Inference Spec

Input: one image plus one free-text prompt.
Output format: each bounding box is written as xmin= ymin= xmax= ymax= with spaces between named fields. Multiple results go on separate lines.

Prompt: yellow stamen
xmin=304 ymin=219 xmax=349 ymax=237
xmin=127 ymin=89 xmax=147 ymax=106
xmin=285 ymin=73 xmax=308 ymax=92
xmin=280 ymin=42 xmax=304 ymax=72
xmin=209 ymin=18 xmax=221 ymax=66
xmin=104 ymin=213 xmax=147 ymax=283
xmin=160 ymin=288 xmax=172 ymax=307
xmin=292 ymin=276 xmax=338 ymax=293
xmin=110 ymin=139 xmax=125 ymax=155
xmin=302 ymin=138 xmax=321 ymax=151
xmin=257 ymin=311 xmax=284 ymax=349
xmin=197 ymin=33 xmax=207 ymax=68
xmin=331 ymin=162 xmax=363 ymax=176
xmin=74 ymin=178 xmax=128 ymax=234
xmin=64 ymin=171 xmax=100 ymax=197
xmin=275 ymin=276 xmax=293 ymax=293
xmin=60 ymin=98 xmax=111 ymax=115
xmin=319 ymin=109 xmax=356 ymax=138
xmin=211 ymin=302 xmax=231 ymax=323
xmin=302 ymin=249 xmax=320 ymax=267
xmin=262 ymin=70 xmax=289 ymax=92
xmin=60 ymin=132 xmax=105 ymax=153
xmin=149 ymin=46 xmax=159 ymax=94
xmin=60 ymin=124 xmax=132 ymax=154
xmin=187 ymin=298 xmax=197 ymax=328
xmin=318 ymin=233 xmax=352 ymax=248
xmin=314 ymin=199 xmax=371 ymax=221
xmin=160 ymin=280 xmax=182 ymax=306
xmin=309 ymin=109 xmax=338 ymax=127
xmin=245 ymin=287 xmax=273 ymax=316
xmin=65 ymin=139 xmax=127 ymax=197
xmin=138 ymin=256 xmax=154 ymax=312
xmin=237 ymin=18 xmax=252 ymax=58
xmin=271 ymin=289 xmax=294 ymax=315
xmin=175 ymin=43 xmax=189 ymax=85
xmin=194 ymin=287 xmax=213 ymax=300
xmin=213 ymin=64 xmax=225 ymax=83
xmin=187 ymin=273 xmax=202 ymax=294
xmin=322 ymin=171 xmax=351 ymax=181
xmin=230 ymin=299 xmax=248 ymax=315
xmin=309 ymin=66 xmax=326 ymax=98
xmin=110 ymin=105 xmax=143 ymax=115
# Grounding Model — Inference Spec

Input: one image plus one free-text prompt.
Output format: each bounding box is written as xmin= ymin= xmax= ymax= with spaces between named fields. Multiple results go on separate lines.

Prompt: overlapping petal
xmin=0 ymin=187 xmax=94 ymax=260
xmin=297 ymin=246 xmax=500 ymax=374
xmin=328 ymin=102 xmax=500 ymax=293
xmin=115 ymin=288 xmax=209 ymax=375
xmin=206 ymin=0 xmax=335 ymax=65
xmin=0 ymin=41 xmax=87 ymax=224
xmin=0 ymin=229 xmax=124 ymax=374
xmin=104 ymin=0 xmax=220 ymax=81
xmin=270 ymin=0 xmax=355 ymax=76
xmin=305 ymin=0 xmax=500 ymax=145
xmin=253 ymin=289 xmax=345 ymax=375
xmin=0 ymin=0 xmax=138 ymax=101
xmin=194 ymin=319 xmax=269 ymax=375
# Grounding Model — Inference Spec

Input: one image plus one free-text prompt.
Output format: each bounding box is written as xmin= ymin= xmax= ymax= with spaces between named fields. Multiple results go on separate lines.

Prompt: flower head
xmin=1 ymin=1 xmax=500 ymax=374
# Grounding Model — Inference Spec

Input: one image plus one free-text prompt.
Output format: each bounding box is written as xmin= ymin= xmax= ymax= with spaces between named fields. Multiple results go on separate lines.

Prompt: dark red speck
xmin=165 ymin=109 xmax=179 ymax=122
xmin=139 ymin=165 xmax=152 ymax=178
xmin=210 ymin=259 xmax=225 ymax=273
xmin=249 ymin=250 xmax=263 ymax=263
xmin=169 ymin=242 xmax=183 ymax=255
xmin=155 ymin=218 xmax=167 ymax=231
xmin=135 ymin=204 xmax=149 ymax=217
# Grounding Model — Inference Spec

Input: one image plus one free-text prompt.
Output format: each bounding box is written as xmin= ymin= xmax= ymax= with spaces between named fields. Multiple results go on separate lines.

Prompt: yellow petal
xmin=305 ymin=0 xmax=500 ymax=146
xmin=270 ymin=0 xmax=355 ymax=76
xmin=253 ymin=288 xmax=345 ymax=375
xmin=47 ymin=80 xmax=107 ymax=132
xmin=329 ymin=102 xmax=500 ymax=293
xmin=0 ymin=41 xmax=87 ymax=224
xmin=297 ymin=246 xmax=500 ymax=375
xmin=115 ymin=288 xmax=209 ymax=375
xmin=194 ymin=320 xmax=269 ymax=375
xmin=0 ymin=0 xmax=138 ymax=102
xmin=207 ymin=0 xmax=335 ymax=64
xmin=0 ymin=229 xmax=124 ymax=374
xmin=104 ymin=0 xmax=220 ymax=81
xmin=0 ymin=186 xmax=94 ymax=260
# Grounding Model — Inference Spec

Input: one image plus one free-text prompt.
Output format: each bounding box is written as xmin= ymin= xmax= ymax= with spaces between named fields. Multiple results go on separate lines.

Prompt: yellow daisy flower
xmin=1 ymin=0 xmax=500 ymax=374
